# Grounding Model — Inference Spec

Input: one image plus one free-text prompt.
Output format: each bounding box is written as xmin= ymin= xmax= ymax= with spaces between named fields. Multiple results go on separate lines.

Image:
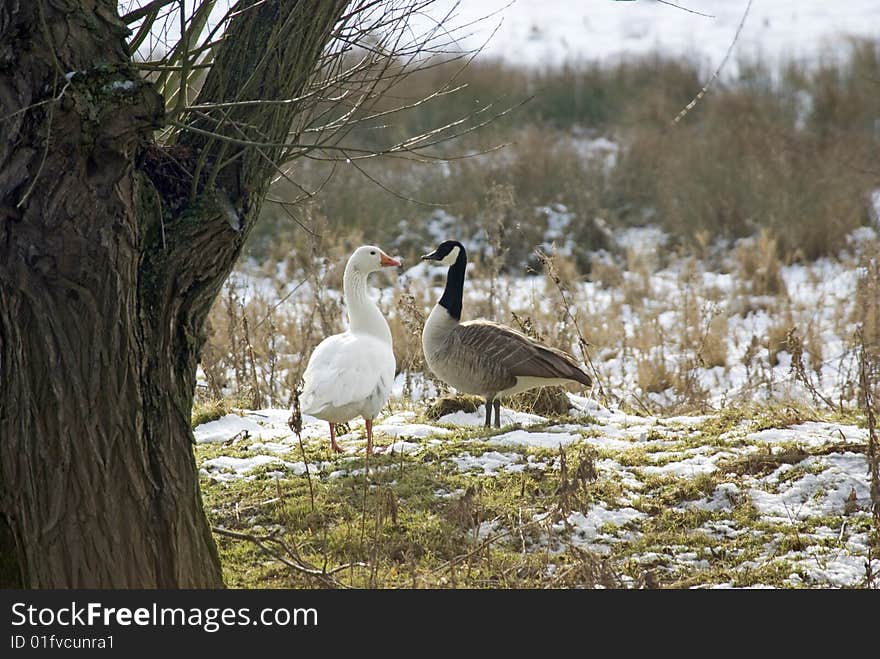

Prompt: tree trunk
xmin=0 ymin=1 xmax=228 ymax=588
xmin=1 ymin=0 xmax=350 ymax=587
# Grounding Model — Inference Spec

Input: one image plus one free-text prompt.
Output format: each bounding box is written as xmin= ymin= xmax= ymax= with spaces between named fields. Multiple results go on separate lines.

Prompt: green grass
xmin=197 ymin=400 xmax=877 ymax=589
xmin=191 ymin=399 xmax=233 ymax=428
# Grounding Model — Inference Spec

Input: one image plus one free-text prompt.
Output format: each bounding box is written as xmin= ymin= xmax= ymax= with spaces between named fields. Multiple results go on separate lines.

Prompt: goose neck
xmin=439 ymin=253 xmax=466 ymax=321
xmin=343 ymin=265 xmax=391 ymax=343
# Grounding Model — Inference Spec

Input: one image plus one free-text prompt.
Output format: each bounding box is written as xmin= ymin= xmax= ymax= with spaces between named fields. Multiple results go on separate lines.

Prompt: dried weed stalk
xmin=857 ymin=329 xmax=880 ymax=559
xmin=534 ymin=247 xmax=606 ymax=402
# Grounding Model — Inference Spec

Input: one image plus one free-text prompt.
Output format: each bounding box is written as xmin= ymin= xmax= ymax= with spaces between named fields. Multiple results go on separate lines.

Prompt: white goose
xmin=299 ymin=245 xmax=400 ymax=454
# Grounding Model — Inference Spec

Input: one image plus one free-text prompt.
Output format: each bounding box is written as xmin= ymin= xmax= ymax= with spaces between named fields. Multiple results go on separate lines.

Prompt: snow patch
xmin=201 ymin=455 xmax=295 ymax=482
xmin=438 ymin=407 xmax=546 ymax=427
xmin=490 ymin=429 xmax=581 ymax=449
xmin=555 ymin=505 xmax=647 ymax=547
xmin=194 ymin=415 xmax=266 ymax=444
xmin=451 ymin=451 xmax=523 ymax=475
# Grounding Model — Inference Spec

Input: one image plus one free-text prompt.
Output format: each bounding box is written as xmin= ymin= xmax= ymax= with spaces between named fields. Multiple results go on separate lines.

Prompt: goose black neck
xmin=439 ymin=249 xmax=466 ymax=321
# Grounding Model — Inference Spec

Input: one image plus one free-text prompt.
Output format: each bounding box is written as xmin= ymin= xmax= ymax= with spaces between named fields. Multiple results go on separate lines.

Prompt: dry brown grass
xmin=425 ymin=394 xmax=482 ymax=420
xmin=197 ymin=45 xmax=880 ymax=418
xmin=590 ymin=254 xmax=624 ymax=290
xmin=766 ymin=316 xmax=795 ymax=368
xmin=853 ymin=254 xmax=880 ymax=360
xmin=697 ymin=313 xmax=729 ymax=370
xmin=509 ymin=386 xmax=572 ymax=418
xmin=734 ymin=230 xmax=788 ymax=298
xmin=247 ymin=42 xmax=879 ymax=270
xmin=637 ymin=356 xmax=674 ymax=396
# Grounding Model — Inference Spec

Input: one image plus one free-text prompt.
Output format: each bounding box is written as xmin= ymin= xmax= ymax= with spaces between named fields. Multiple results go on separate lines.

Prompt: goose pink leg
xmin=329 ymin=423 xmax=343 ymax=453
xmin=365 ymin=419 xmax=385 ymax=455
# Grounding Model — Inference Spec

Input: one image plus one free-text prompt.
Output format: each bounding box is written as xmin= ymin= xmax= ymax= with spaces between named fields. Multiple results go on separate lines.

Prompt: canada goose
xmin=421 ymin=240 xmax=591 ymax=427
xmin=299 ymin=245 xmax=400 ymax=454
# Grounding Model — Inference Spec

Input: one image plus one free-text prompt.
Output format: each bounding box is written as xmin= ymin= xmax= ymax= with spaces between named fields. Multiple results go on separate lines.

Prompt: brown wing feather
xmin=456 ymin=321 xmax=591 ymax=386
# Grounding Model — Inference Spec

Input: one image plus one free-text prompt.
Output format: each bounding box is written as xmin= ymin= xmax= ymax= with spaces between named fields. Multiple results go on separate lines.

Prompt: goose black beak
xmin=420 ymin=249 xmax=441 ymax=261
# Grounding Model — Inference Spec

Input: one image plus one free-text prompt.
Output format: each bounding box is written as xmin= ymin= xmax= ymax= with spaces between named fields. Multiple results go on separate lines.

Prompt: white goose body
xmin=299 ymin=245 xmax=399 ymax=453
xmin=300 ymin=332 xmax=394 ymax=423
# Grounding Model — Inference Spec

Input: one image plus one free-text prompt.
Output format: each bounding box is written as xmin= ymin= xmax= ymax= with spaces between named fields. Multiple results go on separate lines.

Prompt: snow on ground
xmin=746 ymin=423 xmax=867 ymax=448
xmin=748 ymin=453 xmax=869 ymax=520
xmin=194 ymin=414 xmax=271 ymax=443
xmin=195 ymin=395 xmax=878 ymax=588
xmin=489 ymin=428 xmax=582 ymax=449
xmin=145 ymin=0 xmax=879 ymax=76
xmin=221 ymin=217 xmax=874 ymax=417
xmin=201 ymin=455 xmax=296 ymax=482
xmin=414 ymin=0 xmax=880 ymax=70
xmin=640 ymin=452 xmax=724 ymax=478
xmin=437 ymin=407 xmax=546 ymax=427
xmin=373 ymin=420 xmax=452 ymax=438
xmin=451 ymin=451 xmax=524 ymax=475
xmin=553 ymin=505 xmax=648 ymax=549
xmin=156 ymin=0 xmax=879 ymax=589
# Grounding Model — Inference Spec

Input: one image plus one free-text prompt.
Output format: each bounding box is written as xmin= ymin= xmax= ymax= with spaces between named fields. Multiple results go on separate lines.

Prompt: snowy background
xmin=414 ymin=0 xmax=880 ymax=69
xmin=190 ymin=0 xmax=880 ymax=589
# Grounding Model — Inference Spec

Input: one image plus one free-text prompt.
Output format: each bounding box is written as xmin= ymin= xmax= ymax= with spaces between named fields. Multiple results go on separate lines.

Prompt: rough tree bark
xmin=0 ymin=0 xmax=346 ymax=587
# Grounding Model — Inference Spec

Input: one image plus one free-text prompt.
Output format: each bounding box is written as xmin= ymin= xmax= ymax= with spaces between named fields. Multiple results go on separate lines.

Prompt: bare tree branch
xmin=655 ymin=0 xmax=714 ymax=19
xmin=131 ymin=0 xmax=510 ymax=207
xmin=672 ymin=0 xmax=753 ymax=124
xmin=122 ymin=0 xmax=177 ymax=25
xmin=212 ymin=526 xmax=364 ymax=588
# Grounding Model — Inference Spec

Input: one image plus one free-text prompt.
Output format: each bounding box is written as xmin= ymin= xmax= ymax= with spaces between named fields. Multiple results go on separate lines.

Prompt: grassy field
xmin=194 ymin=396 xmax=877 ymax=589
xmin=193 ymin=41 xmax=880 ymax=589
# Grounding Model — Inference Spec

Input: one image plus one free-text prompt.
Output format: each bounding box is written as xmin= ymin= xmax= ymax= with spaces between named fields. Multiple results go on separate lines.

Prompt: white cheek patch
xmin=440 ymin=246 xmax=460 ymax=267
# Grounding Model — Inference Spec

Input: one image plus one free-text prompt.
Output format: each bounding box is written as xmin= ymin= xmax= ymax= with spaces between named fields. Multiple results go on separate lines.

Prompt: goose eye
xmin=370 ymin=250 xmax=376 ymax=255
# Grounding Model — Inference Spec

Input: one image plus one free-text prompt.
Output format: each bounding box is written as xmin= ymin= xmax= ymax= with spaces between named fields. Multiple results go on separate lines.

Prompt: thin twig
xmin=122 ymin=0 xmax=177 ymax=24
xmin=211 ymin=526 xmax=363 ymax=588
xmin=289 ymin=379 xmax=316 ymax=514
xmin=17 ymin=76 xmax=57 ymax=208
xmin=0 ymin=80 xmax=71 ymax=122
xmin=656 ymin=0 xmax=714 ymax=18
xmin=857 ymin=328 xmax=880 ymax=537
xmin=533 ymin=247 xmax=610 ymax=404
xmin=672 ymin=0 xmax=753 ymax=124
xmin=428 ymin=516 xmax=546 ymax=577
xmin=360 ymin=445 xmax=371 ymax=544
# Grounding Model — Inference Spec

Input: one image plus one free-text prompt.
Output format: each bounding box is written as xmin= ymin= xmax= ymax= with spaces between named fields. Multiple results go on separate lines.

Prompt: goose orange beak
xmin=380 ymin=252 xmax=401 ymax=267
